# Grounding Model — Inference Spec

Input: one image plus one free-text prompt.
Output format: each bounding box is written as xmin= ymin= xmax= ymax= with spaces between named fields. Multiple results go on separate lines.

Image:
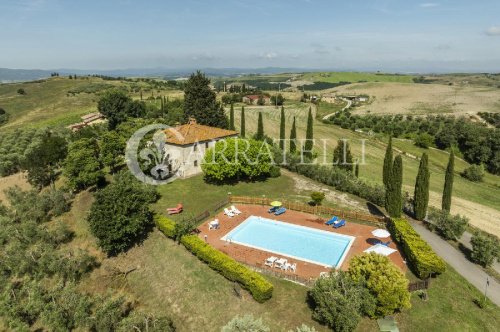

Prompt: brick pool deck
xmin=198 ymin=204 xmax=406 ymax=281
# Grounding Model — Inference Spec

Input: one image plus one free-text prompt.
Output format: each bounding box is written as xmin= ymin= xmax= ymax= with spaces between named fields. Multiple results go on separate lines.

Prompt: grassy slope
xmin=229 ymin=102 xmax=500 ymax=214
xmin=299 ymin=72 xmax=415 ymax=83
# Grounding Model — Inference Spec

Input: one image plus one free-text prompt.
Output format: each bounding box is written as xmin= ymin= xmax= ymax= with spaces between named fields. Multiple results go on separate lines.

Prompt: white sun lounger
xmin=265 ymin=256 xmax=278 ymax=267
xmin=224 ymin=208 xmax=235 ymax=217
xmin=230 ymin=205 xmax=242 ymax=215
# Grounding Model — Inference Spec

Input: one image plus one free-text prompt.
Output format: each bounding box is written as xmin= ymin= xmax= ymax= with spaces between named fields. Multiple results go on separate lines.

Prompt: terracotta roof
xmin=163 ymin=119 xmax=238 ymax=145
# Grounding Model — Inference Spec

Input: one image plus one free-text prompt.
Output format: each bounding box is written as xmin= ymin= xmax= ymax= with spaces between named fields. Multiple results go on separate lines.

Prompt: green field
xmin=299 ymin=72 xmax=415 ymax=84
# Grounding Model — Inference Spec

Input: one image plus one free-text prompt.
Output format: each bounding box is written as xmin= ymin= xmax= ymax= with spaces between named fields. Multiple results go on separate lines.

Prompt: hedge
xmin=388 ymin=218 xmax=446 ymax=279
xmin=154 ymin=214 xmax=176 ymax=238
xmin=180 ymin=235 xmax=273 ymax=303
xmin=154 ymin=216 xmax=274 ymax=302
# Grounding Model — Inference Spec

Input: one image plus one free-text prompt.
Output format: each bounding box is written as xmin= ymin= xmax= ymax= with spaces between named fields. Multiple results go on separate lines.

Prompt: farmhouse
xmin=67 ymin=112 xmax=105 ymax=131
xmin=162 ymin=118 xmax=238 ymax=178
xmin=242 ymin=94 xmax=270 ymax=105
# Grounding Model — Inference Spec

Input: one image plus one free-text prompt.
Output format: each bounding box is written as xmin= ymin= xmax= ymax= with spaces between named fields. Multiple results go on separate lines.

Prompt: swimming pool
xmin=221 ymin=215 xmax=355 ymax=268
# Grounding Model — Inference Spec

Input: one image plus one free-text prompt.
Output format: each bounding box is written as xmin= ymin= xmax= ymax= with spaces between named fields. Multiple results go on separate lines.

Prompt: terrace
xmin=198 ymin=204 xmax=406 ymax=281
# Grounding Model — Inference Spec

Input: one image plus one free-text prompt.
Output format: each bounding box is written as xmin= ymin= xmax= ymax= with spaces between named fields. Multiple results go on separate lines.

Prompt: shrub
xmin=388 ymin=218 xmax=446 ymax=278
xmin=461 ymin=164 xmax=485 ymax=182
xmin=308 ymin=271 xmax=375 ymax=331
xmin=154 ymin=214 xmax=176 ymax=238
xmin=222 ymin=314 xmax=269 ymax=332
xmin=470 ymin=232 xmax=500 ymax=267
xmin=269 ymin=165 xmax=281 ymax=178
xmin=202 ymin=138 xmax=273 ymax=182
xmin=180 ymin=235 xmax=273 ymax=302
xmin=310 ymin=191 xmax=325 ymax=206
xmin=348 ymin=253 xmax=411 ymax=317
xmin=17 ymin=88 xmax=26 ymax=95
xmin=414 ymin=133 xmax=434 ymax=148
xmin=427 ymin=208 xmax=468 ymax=240
xmin=289 ymin=325 xmax=317 ymax=332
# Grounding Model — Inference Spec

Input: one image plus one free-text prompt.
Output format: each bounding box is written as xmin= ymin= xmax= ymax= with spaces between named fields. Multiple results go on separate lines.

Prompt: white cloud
xmin=419 ymin=3 xmax=439 ymax=8
xmin=485 ymin=26 xmax=500 ymax=36
xmin=260 ymin=52 xmax=277 ymax=59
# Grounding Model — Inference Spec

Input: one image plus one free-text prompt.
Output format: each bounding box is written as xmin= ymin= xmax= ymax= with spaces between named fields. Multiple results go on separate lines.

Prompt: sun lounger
xmin=274 ymin=258 xmax=287 ymax=269
xmin=333 ymin=219 xmax=346 ymax=228
xmin=265 ymin=256 xmax=277 ymax=267
xmin=290 ymin=263 xmax=297 ymax=272
xmin=325 ymin=216 xmax=338 ymax=225
xmin=224 ymin=208 xmax=235 ymax=217
xmin=274 ymin=207 xmax=286 ymax=216
xmin=167 ymin=203 xmax=183 ymax=215
xmin=268 ymin=206 xmax=278 ymax=213
xmin=230 ymin=205 xmax=242 ymax=215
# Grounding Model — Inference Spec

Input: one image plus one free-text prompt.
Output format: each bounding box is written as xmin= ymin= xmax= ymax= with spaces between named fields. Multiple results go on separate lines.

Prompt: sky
xmin=1 ymin=0 xmax=500 ymax=72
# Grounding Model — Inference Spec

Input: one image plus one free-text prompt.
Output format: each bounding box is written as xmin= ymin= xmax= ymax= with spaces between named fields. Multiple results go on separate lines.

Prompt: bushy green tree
xmin=470 ymin=233 xmax=500 ymax=267
xmin=0 ymin=107 xmax=8 ymax=125
xmin=383 ymin=136 xmax=393 ymax=188
xmin=240 ymin=106 xmax=246 ymax=137
xmin=254 ymin=112 xmax=265 ymax=140
xmin=279 ymin=106 xmax=285 ymax=150
xmin=414 ymin=133 xmax=434 ymax=148
xmin=63 ymin=138 xmax=104 ymax=191
xmin=22 ymin=131 xmax=68 ymax=189
xmin=290 ymin=116 xmax=297 ymax=154
xmin=348 ymin=253 xmax=411 ymax=317
xmin=202 ymin=138 xmax=273 ymax=182
xmin=303 ymin=107 xmax=314 ymax=158
xmin=414 ymin=153 xmax=430 ymax=220
xmin=385 ymin=155 xmax=403 ymax=217
xmin=428 ymin=208 xmax=468 ymax=240
xmin=222 ymin=314 xmax=269 ymax=332
xmin=184 ymin=71 xmax=227 ymax=128
xmin=310 ymin=191 xmax=325 ymax=206
xmin=97 ymin=90 xmax=133 ymax=130
xmin=308 ymin=271 xmax=376 ymax=332
xmin=442 ymin=150 xmax=455 ymax=212
xmin=461 ymin=164 xmax=484 ymax=182
xmin=99 ymin=131 xmax=124 ymax=173
xmin=87 ymin=172 xmax=158 ymax=255
xmin=333 ymin=139 xmax=354 ymax=172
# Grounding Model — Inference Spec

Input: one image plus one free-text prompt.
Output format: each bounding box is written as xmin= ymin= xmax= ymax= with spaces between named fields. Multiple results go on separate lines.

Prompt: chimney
xmin=188 ymin=117 xmax=197 ymax=124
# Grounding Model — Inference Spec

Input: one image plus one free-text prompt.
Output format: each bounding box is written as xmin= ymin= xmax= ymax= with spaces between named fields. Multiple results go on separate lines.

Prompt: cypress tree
xmin=279 ymin=106 xmax=285 ymax=150
xmin=333 ymin=139 xmax=354 ymax=172
xmin=240 ymin=106 xmax=246 ymax=138
xmin=355 ymin=163 xmax=360 ymax=178
xmin=414 ymin=153 xmax=430 ymax=220
xmin=229 ymin=103 xmax=235 ymax=130
xmin=255 ymin=112 xmax=264 ymax=140
xmin=383 ymin=136 xmax=393 ymax=188
xmin=386 ymin=155 xmax=403 ymax=217
xmin=290 ymin=116 xmax=297 ymax=154
xmin=442 ymin=150 xmax=455 ymax=212
xmin=303 ymin=107 xmax=314 ymax=158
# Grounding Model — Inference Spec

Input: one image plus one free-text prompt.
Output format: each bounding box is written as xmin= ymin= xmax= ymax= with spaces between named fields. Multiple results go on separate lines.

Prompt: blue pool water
xmin=221 ymin=216 xmax=354 ymax=268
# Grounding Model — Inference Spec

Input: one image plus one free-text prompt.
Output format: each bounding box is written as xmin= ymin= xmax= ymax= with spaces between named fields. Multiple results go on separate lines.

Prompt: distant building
xmin=242 ymin=95 xmax=270 ymax=105
xmin=162 ymin=118 xmax=239 ymax=178
xmin=67 ymin=112 xmax=105 ymax=131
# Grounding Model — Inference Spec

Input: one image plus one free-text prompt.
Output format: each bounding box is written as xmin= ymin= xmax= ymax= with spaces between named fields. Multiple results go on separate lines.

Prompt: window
xmin=193 ymin=144 xmax=198 ymax=152
xmin=205 ymin=142 xmax=209 ymax=148
xmin=194 ymin=160 xmax=198 ymax=167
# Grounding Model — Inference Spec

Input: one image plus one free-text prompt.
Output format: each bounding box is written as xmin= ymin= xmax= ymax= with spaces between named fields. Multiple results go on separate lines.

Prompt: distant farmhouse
xmin=162 ymin=118 xmax=238 ymax=178
xmin=67 ymin=112 xmax=105 ymax=131
xmin=242 ymin=94 xmax=271 ymax=105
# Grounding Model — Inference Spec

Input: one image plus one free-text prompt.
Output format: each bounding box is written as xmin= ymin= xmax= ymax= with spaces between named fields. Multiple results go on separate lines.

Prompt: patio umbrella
xmin=371 ymin=229 xmax=391 ymax=238
xmin=270 ymin=201 xmax=282 ymax=207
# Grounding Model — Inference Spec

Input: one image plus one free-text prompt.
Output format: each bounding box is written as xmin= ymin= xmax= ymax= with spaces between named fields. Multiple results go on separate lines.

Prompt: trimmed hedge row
xmin=388 ymin=218 xmax=446 ymax=279
xmin=154 ymin=214 xmax=176 ymax=238
xmin=180 ymin=235 xmax=274 ymax=303
xmin=154 ymin=215 xmax=274 ymax=302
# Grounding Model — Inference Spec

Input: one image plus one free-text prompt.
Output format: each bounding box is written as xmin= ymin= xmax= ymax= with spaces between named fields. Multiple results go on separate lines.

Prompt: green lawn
xmin=299 ymin=72 xmax=415 ymax=84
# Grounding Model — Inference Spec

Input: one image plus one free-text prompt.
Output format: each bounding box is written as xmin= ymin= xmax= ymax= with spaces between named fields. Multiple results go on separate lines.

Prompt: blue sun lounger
xmin=332 ymin=219 xmax=346 ymax=228
xmin=325 ymin=216 xmax=338 ymax=225
xmin=274 ymin=207 xmax=286 ymax=216
xmin=268 ymin=206 xmax=278 ymax=213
